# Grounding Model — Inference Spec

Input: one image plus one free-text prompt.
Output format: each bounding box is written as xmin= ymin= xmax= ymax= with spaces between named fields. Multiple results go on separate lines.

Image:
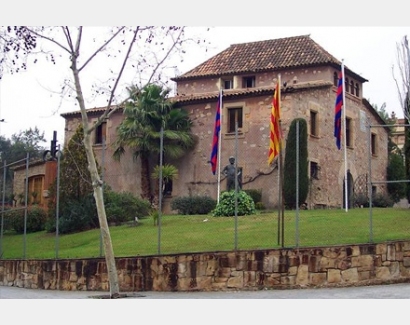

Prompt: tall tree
xmin=392 ymin=35 xmax=410 ymax=204
xmin=283 ymin=118 xmax=309 ymax=209
xmin=114 ymin=83 xmax=195 ymax=203
xmin=1 ymin=26 xmax=207 ymax=297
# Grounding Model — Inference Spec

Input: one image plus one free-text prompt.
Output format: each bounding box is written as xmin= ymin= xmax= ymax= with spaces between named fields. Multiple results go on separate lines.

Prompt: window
xmin=95 ymin=122 xmax=107 ymax=144
xmin=371 ymin=133 xmax=377 ymax=155
xmin=345 ymin=77 xmax=349 ymax=92
xmin=310 ymin=110 xmax=318 ymax=136
xmin=350 ymin=81 xmax=354 ymax=94
xmin=345 ymin=117 xmax=352 ymax=147
xmin=227 ymin=107 xmax=243 ymax=133
xmin=310 ymin=161 xmax=319 ymax=180
xmin=223 ymin=79 xmax=233 ymax=89
xmin=242 ymin=76 xmax=255 ymax=88
xmin=333 ymin=72 xmax=339 ymax=86
xmin=355 ymin=83 xmax=360 ymax=96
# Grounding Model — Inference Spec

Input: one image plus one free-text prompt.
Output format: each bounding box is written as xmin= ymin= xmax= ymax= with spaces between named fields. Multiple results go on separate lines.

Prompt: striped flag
xmin=268 ymin=81 xmax=281 ymax=165
xmin=334 ymin=70 xmax=343 ymax=150
xmin=210 ymin=90 xmax=222 ymax=174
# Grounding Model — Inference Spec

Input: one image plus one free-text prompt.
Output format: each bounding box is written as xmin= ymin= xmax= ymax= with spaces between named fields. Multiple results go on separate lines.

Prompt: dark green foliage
xmin=387 ymin=153 xmax=406 ymax=203
xmin=243 ymin=189 xmax=262 ymax=204
xmin=114 ymin=83 xmax=196 ymax=202
xmin=353 ymin=192 xmax=394 ymax=208
xmin=171 ymin=195 xmax=216 ymax=215
xmin=9 ymin=206 xmax=47 ymax=234
xmin=56 ymin=194 xmax=98 ymax=234
xmin=353 ymin=193 xmax=370 ymax=208
xmin=104 ymin=191 xmax=151 ymax=225
xmin=212 ymin=191 xmax=255 ymax=217
xmin=372 ymin=193 xmax=394 ymax=208
xmin=58 ymin=124 xmax=98 ymax=204
xmin=46 ymin=124 xmax=102 ymax=234
xmin=255 ymin=202 xmax=266 ymax=210
xmin=283 ymin=118 xmax=309 ymax=209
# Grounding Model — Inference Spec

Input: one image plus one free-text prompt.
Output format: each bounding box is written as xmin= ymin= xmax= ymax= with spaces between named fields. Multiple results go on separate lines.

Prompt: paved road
xmin=1 ymin=282 xmax=410 ymax=299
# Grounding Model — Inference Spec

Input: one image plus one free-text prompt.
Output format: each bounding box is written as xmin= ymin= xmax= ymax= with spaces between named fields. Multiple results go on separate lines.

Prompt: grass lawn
xmin=0 ymin=207 xmax=409 ymax=260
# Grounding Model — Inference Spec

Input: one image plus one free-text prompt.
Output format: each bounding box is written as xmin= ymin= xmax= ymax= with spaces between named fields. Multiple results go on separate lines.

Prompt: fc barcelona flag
xmin=334 ymin=70 xmax=344 ymax=150
xmin=210 ymin=90 xmax=222 ymax=174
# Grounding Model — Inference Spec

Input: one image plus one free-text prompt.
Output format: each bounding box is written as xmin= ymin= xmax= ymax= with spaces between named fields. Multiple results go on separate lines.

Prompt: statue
xmin=222 ymin=156 xmax=242 ymax=191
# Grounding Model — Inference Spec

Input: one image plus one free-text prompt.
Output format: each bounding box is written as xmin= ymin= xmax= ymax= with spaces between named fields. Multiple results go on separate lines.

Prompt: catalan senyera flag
xmin=210 ymin=90 xmax=222 ymax=175
xmin=334 ymin=70 xmax=343 ymax=150
xmin=268 ymin=82 xmax=281 ymax=165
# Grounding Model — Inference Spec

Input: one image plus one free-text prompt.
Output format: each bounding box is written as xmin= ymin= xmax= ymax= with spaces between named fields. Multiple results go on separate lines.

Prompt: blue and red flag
xmin=210 ymin=91 xmax=222 ymax=174
xmin=334 ymin=70 xmax=343 ymax=150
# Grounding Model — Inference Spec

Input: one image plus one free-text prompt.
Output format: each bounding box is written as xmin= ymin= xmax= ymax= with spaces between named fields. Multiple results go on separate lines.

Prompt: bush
xmin=353 ymin=193 xmax=369 ymax=208
xmin=212 ymin=190 xmax=256 ymax=217
xmin=255 ymin=202 xmax=266 ymax=210
xmin=171 ymin=195 xmax=217 ymax=215
xmin=104 ymin=191 xmax=151 ymax=224
xmin=243 ymin=189 xmax=262 ymax=204
xmin=59 ymin=195 xmax=99 ymax=234
xmin=372 ymin=193 xmax=394 ymax=208
xmin=9 ymin=206 xmax=47 ymax=234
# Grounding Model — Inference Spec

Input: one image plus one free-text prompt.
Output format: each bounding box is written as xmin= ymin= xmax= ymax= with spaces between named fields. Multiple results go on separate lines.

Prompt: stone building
xmin=61 ymin=35 xmax=389 ymax=210
xmin=12 ymin=160 xmax=57 ymax=209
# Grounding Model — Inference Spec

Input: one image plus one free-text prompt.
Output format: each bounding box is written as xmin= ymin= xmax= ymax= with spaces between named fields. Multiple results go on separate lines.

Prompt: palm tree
xmin=114 ymin=83 xmax=195 ymax=203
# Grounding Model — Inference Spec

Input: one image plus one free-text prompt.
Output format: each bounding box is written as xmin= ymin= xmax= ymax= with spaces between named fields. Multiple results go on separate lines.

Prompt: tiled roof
xmin=173 ymin=35 xmax=367 ymax=82
xmin=171 ymin=80 xmax=332 ymax=104
xmin=60 ymin=105 xmax=123 ymax=118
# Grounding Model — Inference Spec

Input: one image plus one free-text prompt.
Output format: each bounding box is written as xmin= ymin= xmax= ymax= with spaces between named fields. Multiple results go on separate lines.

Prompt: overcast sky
xmin=1 ymin=25 xmax=409 ymax=145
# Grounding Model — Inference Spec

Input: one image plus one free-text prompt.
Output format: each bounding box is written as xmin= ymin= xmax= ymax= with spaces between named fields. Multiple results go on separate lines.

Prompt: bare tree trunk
xmin=71 ymin=50 xmax=120 ymax=298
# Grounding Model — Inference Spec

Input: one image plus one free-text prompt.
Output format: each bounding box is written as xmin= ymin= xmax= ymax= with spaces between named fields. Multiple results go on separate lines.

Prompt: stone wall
xmin=1 ymin=240 xmax=410 ymax=292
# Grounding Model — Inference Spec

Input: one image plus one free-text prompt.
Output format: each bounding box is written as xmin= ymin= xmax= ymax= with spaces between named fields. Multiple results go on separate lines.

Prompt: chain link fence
xmin=1 ymin=121 xmax=409 ymax=259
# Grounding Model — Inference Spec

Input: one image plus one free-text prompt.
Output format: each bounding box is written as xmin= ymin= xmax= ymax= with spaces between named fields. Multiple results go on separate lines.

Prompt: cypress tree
xmin=283 ymin=118 xmax=309 ymax=209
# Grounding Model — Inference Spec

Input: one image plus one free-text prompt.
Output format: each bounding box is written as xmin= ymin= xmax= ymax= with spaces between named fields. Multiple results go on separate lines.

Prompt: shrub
xmin=9 ymin=206 xmax=47 ymax=234
xmin=353 ymin=193 xmax=369 ymax=208
xmin=104 ymin=191 xmax=151 ymax=224
xmin=243 ymin=189 xmax=262 ymax=204
xmin=171 ymin=195 xmax=216 ymax=215
xmin=59 ymin=194 xmax=99 ymax=234
xmin=212 ymin=190 xmax=256 ymax=217
xmin=372 ymin=193 xmax=394 ymax=208
xmin=255 ymin=202 xmax=266 ymax=210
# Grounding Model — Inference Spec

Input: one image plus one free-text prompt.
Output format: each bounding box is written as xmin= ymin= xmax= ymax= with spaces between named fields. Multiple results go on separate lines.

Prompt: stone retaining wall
xmin=1 ymin=240 xmax=410 ymax=292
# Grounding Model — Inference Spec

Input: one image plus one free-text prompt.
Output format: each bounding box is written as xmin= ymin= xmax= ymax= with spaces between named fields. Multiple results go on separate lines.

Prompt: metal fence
xmin=0 ymin=121 xmax=409 ymax=260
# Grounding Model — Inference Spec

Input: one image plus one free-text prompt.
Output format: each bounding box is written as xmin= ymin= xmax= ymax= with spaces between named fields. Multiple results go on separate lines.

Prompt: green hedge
xmin=171 ymin=195 xmax=217 ymax=215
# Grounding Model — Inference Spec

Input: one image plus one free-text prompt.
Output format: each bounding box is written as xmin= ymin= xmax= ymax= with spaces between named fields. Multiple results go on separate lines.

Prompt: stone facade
xmin=12 ymin=160 xmax=57 ymax=209
xmin=60 ymin=39 xmax=389 ymax=212
xmin=1 ymin=240 xmax=410 ymax=292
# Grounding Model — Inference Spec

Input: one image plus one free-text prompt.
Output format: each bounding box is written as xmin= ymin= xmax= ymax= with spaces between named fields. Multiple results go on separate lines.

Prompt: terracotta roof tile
xmin=61 ymin=105 xmax=123 ymax=118
xmin=173 ymin=35 xmax=366 ymax=82
xmin=171 ymin=80 xmax=332 ymax=104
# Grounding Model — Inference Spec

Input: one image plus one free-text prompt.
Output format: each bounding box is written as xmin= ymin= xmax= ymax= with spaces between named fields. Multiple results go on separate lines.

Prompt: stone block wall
xmin=1 ymin=240 xmax=410 ymax=292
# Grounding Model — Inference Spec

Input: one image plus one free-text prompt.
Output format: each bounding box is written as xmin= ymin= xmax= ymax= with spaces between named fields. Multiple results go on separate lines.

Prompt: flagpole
xmin=217 ymin=89 xmax=223 ymax=204
xmin=341 ymin=60 xmax=348 ymax=212
xmin=276 ymin=74 xmax=285 ymax=247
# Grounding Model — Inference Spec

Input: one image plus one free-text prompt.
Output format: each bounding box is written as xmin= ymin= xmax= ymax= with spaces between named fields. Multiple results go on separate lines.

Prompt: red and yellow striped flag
xmin=268 ymin=81 xmax=282 ymax=165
